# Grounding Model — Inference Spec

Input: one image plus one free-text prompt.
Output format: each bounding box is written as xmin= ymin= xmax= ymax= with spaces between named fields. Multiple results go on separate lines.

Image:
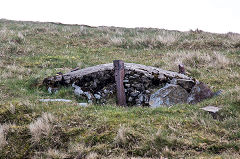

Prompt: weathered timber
xmin=178 ymin=64 xmax=186 ymax=74
xmin=43 ymin=63 xmax=192 ymax=87
xmin=114 ymin=60 xmax=127 ymax=106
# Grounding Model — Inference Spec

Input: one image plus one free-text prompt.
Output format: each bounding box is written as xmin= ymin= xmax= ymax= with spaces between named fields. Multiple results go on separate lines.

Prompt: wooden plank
xmin=43 ymin=63 xmax=192 ymax=87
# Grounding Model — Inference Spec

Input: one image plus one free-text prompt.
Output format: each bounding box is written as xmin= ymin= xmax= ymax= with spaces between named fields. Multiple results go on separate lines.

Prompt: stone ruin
xmin=43 ymin=62 xmax=216 ymax=107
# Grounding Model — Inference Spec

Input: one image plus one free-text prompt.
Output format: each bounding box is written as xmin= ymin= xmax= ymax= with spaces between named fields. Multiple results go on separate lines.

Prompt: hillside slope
xmin=0 ymin=19 xmax=240 ymax=158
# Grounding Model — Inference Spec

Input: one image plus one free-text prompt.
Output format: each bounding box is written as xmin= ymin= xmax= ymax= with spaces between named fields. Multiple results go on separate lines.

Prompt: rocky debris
xmin=72 ymin=83 xmax=84 ymax=96
xmin=149 ymin=84 xmax=189 ymax=107
xmin=72 ymin=81 xmax=115 ymax=104
xmin=48 ymin=87 xmax=52 ymax=94
xmin=72 ymin=83 xmax=97 ymax=103
xmin=200 ymin=106 xmax=222 ymax=113
xmin=84 ymin=91 xmax=94 ymax=103
xmin=43 ymin=63 xmax=215 ymax=106
xmin=187 ymin=82 xmax=214 ymax=104
xmin=47 ymin=87 xmax=58 ymax=94
xmin=94 ymin=94 xmax=101 ymax=100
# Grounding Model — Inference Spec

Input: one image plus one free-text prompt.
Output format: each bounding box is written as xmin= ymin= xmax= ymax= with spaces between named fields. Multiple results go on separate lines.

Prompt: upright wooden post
xmin=113 ymin=60 xmax=127 ymax=106
xmin=178 ymin=64 xmax=186 ymax=75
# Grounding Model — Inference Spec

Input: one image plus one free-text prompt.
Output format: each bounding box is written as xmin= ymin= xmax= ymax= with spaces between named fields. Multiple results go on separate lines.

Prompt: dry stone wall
xmin=43 ymin=63 xmax=214 ymax=107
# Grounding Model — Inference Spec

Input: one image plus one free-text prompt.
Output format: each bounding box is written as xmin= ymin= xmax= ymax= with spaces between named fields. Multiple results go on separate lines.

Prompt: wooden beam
xmin=113 ymin=60 xmax=127 ymax=106
xmin=178 ymin=64 xmax=186 ymax=74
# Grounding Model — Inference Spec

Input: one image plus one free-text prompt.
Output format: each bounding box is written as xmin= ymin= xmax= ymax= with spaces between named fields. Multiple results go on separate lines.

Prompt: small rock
xmin=129 ymin=76 xmax=135 ymax=80
xmin=48 ymin=87 xmax=52 ymax=94
xmin=123 ymin=80 xmax=129 ymax=83
xmin=200 ymin=106 xmax=221 ymax=113
xmin=127 ymin=87 xmax=135 ymax=93
xmin=145 ymin=90 xmax=151 ymax=94
xmin=92 ymin=81 xmax=98 ymax=88
xmin=177 ymin=79 xmax=195 ymax=92
xmin=158 ymin=74 xmax=166 ymax=81
xmin=133 ymin=74 xmax=140 ymax=78
xmin=138 ymin=94 xmax=144 ymax=103
xmin=128 ymin=96 xmax=133 ymax=102
xmin=84 ymin=92 xmax=93 ymax=100
xmin=94 ymin=94 xmax=101 ymax=100
xmin=143 ymin=94 xmax=149 ymax=104
xmin=144 ymin=83 xmax=150 ymax=88
xmin=130 ymin=90 xmax=140 ymax=97
xmin=48 ymin=87 xmax=58 ymax=94
xmin=73 ymin=86 xmax=84 ymax=96
xmin=141 ymin=76 xmax=149 ymax=82
xmin=103 ymin=89 xmax=109 ymax=94
xmin=125 ymin=84 xmax=131 ymax=88
xmin=132 ymin=83 xmax=142 ymax=88
xmin=78 ymin=103 xmax=88 ymax=107
xmin=136 ymin=99 xmax=142 ymax=106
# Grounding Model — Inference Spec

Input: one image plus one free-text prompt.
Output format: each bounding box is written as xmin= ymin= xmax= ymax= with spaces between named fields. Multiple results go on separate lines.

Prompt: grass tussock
xmin=85 ymin=152 xmax=99 ymax=159
xmin=114 ymin=125 xmax=135 ymax=147
xmin=0 ymin=19 xmax=240 ymax=158
xmin=162 ymin=51 xmax=232 ymax=71
xmin=46 ymin=148 xmax=69 ymax=159
xmin=29 ymin=112 xmax=55 ymax=142
xmin=0 ymin=124 xmax=8 ymax=148
xmin=109 ymin=36 xmax=126 ymax=47
xmin=0 ymin=123 xmax=16 ymax=148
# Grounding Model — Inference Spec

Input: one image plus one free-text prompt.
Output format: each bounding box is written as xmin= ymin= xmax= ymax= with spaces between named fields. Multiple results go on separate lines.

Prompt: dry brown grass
xmin=29 ymin=113 xmax=55 ymax=142
xmin=110 ymin=36 xmax=126 ymax=47
xmin=46 ymin=149 xmax=69 ymax=159
xmin=131 ymin=35 xmax=161 ymax=49
xmin=156 ymin=30 xmax=180 ymax=45
xmin=227 ymin=32 xmax=240 ymax=41
xmin=114 ymin=125 xmax=129 ymax=145
xmin=0 ymin=124 xmax=8 ymax=148
xmin=0 ymin=33 xmax=26 ymax=56
xmin=0 ymin=63 xmax=32 ymax=80
xmin=86 ymin=152 xmax=99 ymax=159
xmin=0 ymin=123 xmax=15 ymax=148
xmin=161 ymin=51 xmax=232 ymax=71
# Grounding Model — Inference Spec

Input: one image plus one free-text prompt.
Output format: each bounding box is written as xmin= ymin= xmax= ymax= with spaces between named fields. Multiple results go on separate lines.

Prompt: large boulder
xmin=187 ymin=82 xmax=214 ymax=104
xmin=149 ymin=84 xmax=189 ymax=107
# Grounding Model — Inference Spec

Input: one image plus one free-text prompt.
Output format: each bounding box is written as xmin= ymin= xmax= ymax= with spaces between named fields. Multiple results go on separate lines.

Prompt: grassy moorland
xmin=0 ymin=19 xmax=240 ymax=159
